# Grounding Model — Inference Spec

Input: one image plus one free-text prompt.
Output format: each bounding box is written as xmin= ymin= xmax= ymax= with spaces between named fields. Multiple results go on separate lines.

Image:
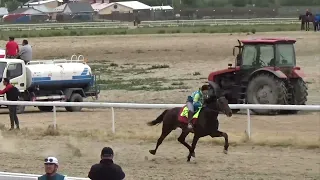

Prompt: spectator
xmin=88 ymin=147 xmax=125 ymax=180
xmin=18 ymin=39 xmax=32 ymax=64
xmin=306 ymin=9 xmax=312 ymax=17
xmin=0 ymin=78 xmax=20 ymax=130
xmin=38 ymin=157 xmax=68 ymax=180
xmin=5 ymin=36 xmax=19 ymax=59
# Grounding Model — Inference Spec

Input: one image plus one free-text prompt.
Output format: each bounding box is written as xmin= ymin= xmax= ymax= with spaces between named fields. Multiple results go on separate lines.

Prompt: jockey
xmin=186 ymin=84 xmax=209 ymax=130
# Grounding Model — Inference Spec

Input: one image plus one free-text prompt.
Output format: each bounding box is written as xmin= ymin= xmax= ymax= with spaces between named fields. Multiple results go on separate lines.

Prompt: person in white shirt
xmin=18 ymin=39 xmax=32 ymax=64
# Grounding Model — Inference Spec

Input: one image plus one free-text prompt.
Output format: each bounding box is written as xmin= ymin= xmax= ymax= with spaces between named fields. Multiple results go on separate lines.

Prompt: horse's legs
xmin=187 ymin=135 xmax=200 ymax=162
xmin=210 ymin=130 xmax=229 ymax=154
xmin=177 ymin=130 xmax=194 ymax=157
xmin=149 ymin=127 xmax=173 ymax=155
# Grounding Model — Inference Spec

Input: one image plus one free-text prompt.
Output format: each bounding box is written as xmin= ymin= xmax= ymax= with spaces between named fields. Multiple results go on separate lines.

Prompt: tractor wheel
xmin=285 ymin=78 xmax=308 ymax=114
xmin=246 ymin=73 xmax=287 ymax=115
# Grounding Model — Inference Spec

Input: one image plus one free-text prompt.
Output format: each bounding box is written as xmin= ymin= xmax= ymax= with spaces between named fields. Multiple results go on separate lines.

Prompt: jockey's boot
xmin=187 ymin=110 xmax=194 ymax=131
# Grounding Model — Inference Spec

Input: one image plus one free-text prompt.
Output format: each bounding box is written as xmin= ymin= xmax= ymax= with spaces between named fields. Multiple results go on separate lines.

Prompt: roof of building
xmin=0 ymin=7 xmax=8 ymax=16
xmin=10 ymin=7 xmax=48 ymax=14
xmin=107 ymin=1 xmax=151 ymax=10
xmin=67 ymin=2 xmax=94 ymax=13
xmin=54 ymin=3 xmax=66 ymax=12
xmin=25 ymin=0 xmax=62 ymax=5
xmin=91 ymin=2 xmax=109 ymax=11
xmin=241 ymin=38 xmax=296 ymax=44
xmin=151 ymin=6 xmax=173 ymax=10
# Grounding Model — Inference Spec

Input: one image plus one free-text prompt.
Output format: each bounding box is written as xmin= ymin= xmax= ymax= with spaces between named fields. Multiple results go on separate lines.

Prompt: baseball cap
xmin=44 ymin=157 xmax=58 ymax=165
xmin=101 ymin=147 xmax=114 ymax=157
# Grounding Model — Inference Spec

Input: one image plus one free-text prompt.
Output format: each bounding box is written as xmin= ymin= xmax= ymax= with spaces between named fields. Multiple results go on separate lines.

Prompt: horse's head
xmin=299 ymin=14 xmax=303 ymax=20
xmin=205 ymin=81 xmax=232 ymax=117
xmin=216 ymin=96 xmax=232 ymax=117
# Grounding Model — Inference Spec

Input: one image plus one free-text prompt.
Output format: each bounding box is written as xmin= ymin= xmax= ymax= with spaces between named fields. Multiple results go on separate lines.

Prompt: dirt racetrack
xmin=0 ymin=32 xmax=319 ymax=179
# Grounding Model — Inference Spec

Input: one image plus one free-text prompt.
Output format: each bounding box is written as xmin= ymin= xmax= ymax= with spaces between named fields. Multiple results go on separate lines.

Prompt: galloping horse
xmin=147 ymin=81 xmax=233 ymax=162
xmin=299 ymin=14 xmax=317 ymax=31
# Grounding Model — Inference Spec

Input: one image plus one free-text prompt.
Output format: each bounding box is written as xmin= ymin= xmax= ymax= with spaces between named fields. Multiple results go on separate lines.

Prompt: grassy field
xmin=0 ymin=23 xmax=300 ymax=39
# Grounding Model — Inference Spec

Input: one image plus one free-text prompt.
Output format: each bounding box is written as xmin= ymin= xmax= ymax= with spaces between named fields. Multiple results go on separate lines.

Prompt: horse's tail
xmin=147 ymin=109 xmax=168 ymax=126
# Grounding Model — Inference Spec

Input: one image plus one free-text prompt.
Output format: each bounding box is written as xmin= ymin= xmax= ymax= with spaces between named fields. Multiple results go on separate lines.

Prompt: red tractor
xmin=208 ymin=38 xmax=308 ymax=115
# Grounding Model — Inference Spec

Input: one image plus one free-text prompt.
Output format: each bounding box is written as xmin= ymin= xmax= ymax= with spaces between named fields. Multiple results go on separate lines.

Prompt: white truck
xmin=0 ymin=55 xmax=100 ymax=113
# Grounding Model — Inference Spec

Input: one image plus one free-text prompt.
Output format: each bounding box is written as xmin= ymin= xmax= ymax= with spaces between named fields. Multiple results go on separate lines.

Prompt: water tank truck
xmin=0 ymin=55 xmax=100 ymax=113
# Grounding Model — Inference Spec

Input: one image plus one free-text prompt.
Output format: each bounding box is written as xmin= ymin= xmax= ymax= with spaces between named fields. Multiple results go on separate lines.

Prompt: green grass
xmin=0 ymin=23 xmax=301 ymax=39
xmin=97 ymin=78 xmax=189 ymax=91
xmin=89 ymin=62 xmax=191 ymax=91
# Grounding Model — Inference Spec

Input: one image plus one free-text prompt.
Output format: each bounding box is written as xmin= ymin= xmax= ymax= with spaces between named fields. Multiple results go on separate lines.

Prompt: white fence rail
xmin=0 ymin=171 xmax=89 ymax=180
xmin=0 ymin=17 xmax=298 ymax=30
xmin=0 ymin=100 xmax=319 ymax=139
xmin=139 ymin=17 xmax=299 ymax=27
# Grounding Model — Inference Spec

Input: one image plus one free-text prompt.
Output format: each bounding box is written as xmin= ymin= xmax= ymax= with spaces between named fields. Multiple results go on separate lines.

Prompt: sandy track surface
xmin=0 ymin=32 xmax=319 ymax=179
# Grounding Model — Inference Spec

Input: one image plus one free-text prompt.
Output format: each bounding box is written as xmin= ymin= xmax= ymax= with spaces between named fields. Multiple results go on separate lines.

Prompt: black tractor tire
xmin=284 ymin=78 xmax=308 ymax=114
xmin=65 ymin=93 xmax=83 ymax=112
xmin=38 ymin=106 xmax=53 ymax=112
xmin=246 ymin=73 xmax=287 ymax=115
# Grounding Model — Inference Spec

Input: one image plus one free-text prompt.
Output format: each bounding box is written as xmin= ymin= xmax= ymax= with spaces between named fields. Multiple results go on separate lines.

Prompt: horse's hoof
xmin=191 ymin=152 xmax=195 ymax=157
xmin=149 ymin=150 xmax=156 ymax=155
xmin=223 ymin=149 xmax=228 ymax=154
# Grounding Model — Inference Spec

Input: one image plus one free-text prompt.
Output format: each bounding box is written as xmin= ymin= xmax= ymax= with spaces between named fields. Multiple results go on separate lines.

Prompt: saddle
xmin=178 ymin=106 xmax=202 ymax=124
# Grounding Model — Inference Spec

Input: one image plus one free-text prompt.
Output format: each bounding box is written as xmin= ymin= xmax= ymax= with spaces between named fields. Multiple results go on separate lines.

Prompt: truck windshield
xmin=0 ymin=62 xmax=6 ymax=79
xmin=276 ymin=44 xmax=295 ymax=67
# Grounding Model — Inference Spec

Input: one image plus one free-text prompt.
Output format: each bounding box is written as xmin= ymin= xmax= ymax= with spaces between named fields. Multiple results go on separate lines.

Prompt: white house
xmin=98 ymin=1 xmax=151 ymax=15
xmin=151 ymin=6 xmax=173 ymax=10
xmin=0 ymin=7 xmax=8 ymax=16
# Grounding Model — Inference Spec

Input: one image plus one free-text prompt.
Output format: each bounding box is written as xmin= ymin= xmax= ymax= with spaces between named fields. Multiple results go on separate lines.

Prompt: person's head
xmin=101 ymin=147 xmax=114 ymax=160
xmin=44 ymin=157 xmax=59 ymax=175
xmin=3 ymin=78 xmax=10 ymax=86
xmin=22 ymin=39 xmax=28 ymax=46
xmin=200 ymin=84 xmax=209 ymax=94
xmin=8 ymin=37 xmax=14 ymax=41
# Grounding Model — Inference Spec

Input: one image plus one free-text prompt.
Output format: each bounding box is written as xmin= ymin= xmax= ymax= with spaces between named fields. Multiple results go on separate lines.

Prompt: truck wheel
xmin=246 ymin=73 xmax=287 ymax=115
xmin=286 ymin=78 xmax=308 ymax=114
xmin=38 ymin=106 xmax=53 ymax=112
xmin=65 ymin=93 xmax=83 ymax=112
xmin=16 ymin=97 xmax=25 ymax=114
xmin=16 ymin=105 xmax=25 ymax=114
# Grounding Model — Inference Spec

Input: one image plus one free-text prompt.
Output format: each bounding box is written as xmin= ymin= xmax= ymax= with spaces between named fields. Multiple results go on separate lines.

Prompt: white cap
xmin=44 ymin=157 xmax=58 ymax=165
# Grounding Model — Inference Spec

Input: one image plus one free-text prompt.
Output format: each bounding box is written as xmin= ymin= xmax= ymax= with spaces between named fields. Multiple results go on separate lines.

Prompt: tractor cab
xmin=232 ymin=38 xmax=297 ymax=71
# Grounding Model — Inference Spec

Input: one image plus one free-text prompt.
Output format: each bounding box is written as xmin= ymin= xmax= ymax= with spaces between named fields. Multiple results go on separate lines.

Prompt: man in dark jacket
xmin=88 ymin=147 xmax=125 ymax=180
xmin=0 ymin=78 xmax=20 ymax=130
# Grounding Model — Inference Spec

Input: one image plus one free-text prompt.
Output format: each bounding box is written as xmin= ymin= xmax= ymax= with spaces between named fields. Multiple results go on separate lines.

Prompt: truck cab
xmin=0 ymin=59 xmax=27 ymax=94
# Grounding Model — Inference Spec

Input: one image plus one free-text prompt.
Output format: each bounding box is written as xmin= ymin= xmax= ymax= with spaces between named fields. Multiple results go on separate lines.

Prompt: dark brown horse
xmin=299 ymin=14 xmax=317 ymax=31
xmin=147 ymin=85 xmax=232 ymax=162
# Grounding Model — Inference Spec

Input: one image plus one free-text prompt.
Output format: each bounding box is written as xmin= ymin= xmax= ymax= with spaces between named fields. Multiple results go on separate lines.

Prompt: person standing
xmin=38 ymin=157 xmax=68 ymax=180
xmin=0 ymin=78 xmax=20 ymax=130
xmin=18 ymin=39 xmax=32 ymax=64
xmin=88 ymin=147 xmax=125 ymax=180
xmin=5 ymin=36 xmax=19 ymax=59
